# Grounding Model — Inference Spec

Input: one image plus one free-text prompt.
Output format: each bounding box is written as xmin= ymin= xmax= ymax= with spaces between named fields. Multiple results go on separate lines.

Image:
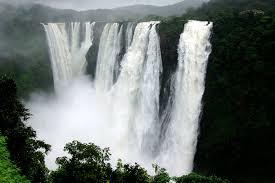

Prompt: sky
xmin=0 ymin=0 xmax=185 ymax=10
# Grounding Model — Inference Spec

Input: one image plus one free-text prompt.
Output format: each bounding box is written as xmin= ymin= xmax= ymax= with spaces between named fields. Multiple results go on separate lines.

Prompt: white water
xmin=29 ymin=20 xmax=212 ymax=176
xmin=159 ymin=20 xmax=213 ymax=175
xmin=125 ymin=22 xmax=135 ymax=50
xmin=95 ymin=23 xmax=123 ymax=92
xmin=135 ymin=22 xmax=162 ymax=156
xmin=42 ymin=22 xmax=95 ymax=88
xmin=109 ymin=21 xmax=162 ymax=166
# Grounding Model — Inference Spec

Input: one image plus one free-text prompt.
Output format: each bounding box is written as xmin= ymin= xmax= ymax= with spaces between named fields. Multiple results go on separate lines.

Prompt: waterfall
xmin=69 ymin=22 xmax=81 ymax=55
xmin=37 ymin=20 xmax=213 ymax=176
xmin=125 ymin=22 xmax=135 ymax=50
xmin=43 ymin=22 xmax=95 ymax=88
xmin=136 ymin=23 xmax=162 ymax=156
xmin=95 ymin=23 xmax=123 ymax=92
xmin=110 ymin=21 xmax=162 ymax=163
xmin=159 ymin=20 xmax=213 ymax=175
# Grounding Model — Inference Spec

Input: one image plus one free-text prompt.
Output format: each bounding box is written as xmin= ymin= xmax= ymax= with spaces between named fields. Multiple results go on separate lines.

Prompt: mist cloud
xmin=26 ymin=76 xmax=112 ymax=169
xmin=0 ymin=0 xmax=184 ymax=10
xmin=26 ymin=76 xmax=155 ymax=173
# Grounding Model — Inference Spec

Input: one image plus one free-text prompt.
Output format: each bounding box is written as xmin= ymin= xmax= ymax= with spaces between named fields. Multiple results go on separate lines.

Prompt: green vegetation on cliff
xmin=0 ymin=5 xmax=53 ymax=98
xmin=0 ymin=76 xmax=51 ymax=183
xmin=0 ymin=136 xmax=30 ymax=183
xmin=158 ymin=0 xmax=275 ymax=183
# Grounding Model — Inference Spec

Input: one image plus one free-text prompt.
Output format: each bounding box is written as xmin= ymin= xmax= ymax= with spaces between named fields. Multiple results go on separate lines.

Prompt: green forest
xmin=0 ymin=0 xmax=274 ymax=182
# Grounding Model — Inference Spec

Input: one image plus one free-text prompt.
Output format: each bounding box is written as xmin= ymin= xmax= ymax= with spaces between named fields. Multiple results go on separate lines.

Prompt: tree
xmin=0 ymin=76 xmax=50 ymax=183
xmin=151 ymin=165 xmax=171 ymax=183
xmin=176 ymin=173 xmax=231 ymax=183
xmin=0 ymin=135 xmax=30 ymax=183
xmin=122 ymin=163 xmax=150 ymax=183
xmin=111 ymin=160 xmax=150 ymax=183
xmin=49 ymin=141 xmax=112 ymax=183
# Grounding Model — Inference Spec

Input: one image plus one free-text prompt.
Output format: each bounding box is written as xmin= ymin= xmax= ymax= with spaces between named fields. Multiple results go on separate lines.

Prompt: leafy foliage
xmin=48 ymin=141 xmax=229 ymax=183
xmin=0 ymin=76 xmax=50 ymax=183
xmin=0 ymin=135 xmax=30 ymax=183
xmin=112 ymin=160 xmax=150 ymax=183
xmin=49 ymin=141 xmax=112 ymax=183
xmin=176 ymin=173 xmax=230 ymax=183
xmin=151 ymin=165 xmax=171 ymax=183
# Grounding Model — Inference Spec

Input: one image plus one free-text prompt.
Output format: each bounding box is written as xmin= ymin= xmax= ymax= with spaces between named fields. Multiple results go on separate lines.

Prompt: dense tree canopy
xmin=176 ymin=173 xmax=230 ymax=183
xmin=49 ymin=141 xmax=112 ymax=183
xmin=49 ymin=140 xmax=230 ymax=183
xmin=0 ymin=76 xmax=50 ymax=183
xmin=112 ymin=161 xmax=151 ymax=183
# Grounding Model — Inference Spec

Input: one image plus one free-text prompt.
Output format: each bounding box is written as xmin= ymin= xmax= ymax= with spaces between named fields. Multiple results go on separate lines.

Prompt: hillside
xmin=114 ymin=0 xmax=204 ymax=17
xmin=0 ymin=0 xmax=205 ymax=22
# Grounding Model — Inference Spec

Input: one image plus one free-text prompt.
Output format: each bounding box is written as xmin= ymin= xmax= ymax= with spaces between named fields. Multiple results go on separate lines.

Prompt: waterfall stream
xmin=159 ymin=20 xmax=213 ymax=175
xmin=95 ymin=23 xmax=123 ymax=92
xmin=30 ymin=20 xmax=213 ymax=176
xmin=42 ymin=22 xmax=95 ymax=88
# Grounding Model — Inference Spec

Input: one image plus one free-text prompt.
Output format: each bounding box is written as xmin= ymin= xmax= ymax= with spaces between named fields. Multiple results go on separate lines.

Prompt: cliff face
xmin=158 ymin=19 xmax=185 ymax=115
xmin=157 ymin=2 xmax=274 ymax=183
xmin=194 ymin=14 xmax=274 ymax=183
xmin=171 ymin=1 xmax=274 ymax=183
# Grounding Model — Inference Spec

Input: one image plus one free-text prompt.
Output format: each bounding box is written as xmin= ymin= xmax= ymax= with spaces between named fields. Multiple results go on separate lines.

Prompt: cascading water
xmin=136 ymin=23 xmax=162 ymax=156
xmin=69 ymin=22 xmax=81 ymax=55
xmin=42 ymin=22 xmax=95 ymax=88
xmin=159 ymin=20 xmax=213 ymax=175
xmin=31 ymin=20 xmax=213 ymax=176
xmin=110 ymin=21 xmax=162 ymax=164
xmin=125 ymin=22 xmax=135 ymax=50
xmin=95 ymin=23 xmax=123 ymax=92
xmin=42 ymin=23 xmax=71 ymax=85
